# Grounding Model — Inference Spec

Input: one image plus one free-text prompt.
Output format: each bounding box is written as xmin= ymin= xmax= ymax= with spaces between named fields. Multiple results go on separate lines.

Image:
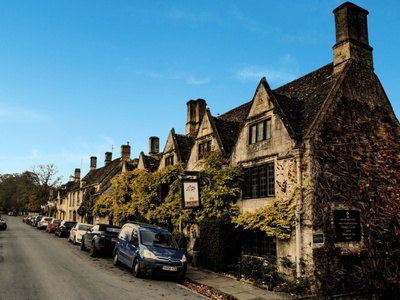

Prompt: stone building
xmin=55 ymin=143 xmax=137 ymax=224
xmin=53 ymin=2 xmax=399 ymax=295
xmin=180 ymin=2 xmax=399 ymax=295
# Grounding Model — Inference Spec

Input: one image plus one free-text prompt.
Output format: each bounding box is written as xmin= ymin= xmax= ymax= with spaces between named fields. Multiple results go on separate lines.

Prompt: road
xmin=0 ymin=216 xmax=204 ymax=300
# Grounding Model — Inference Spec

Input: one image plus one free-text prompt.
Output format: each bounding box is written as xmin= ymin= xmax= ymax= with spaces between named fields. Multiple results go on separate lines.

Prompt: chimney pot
xmin=121 ymin=143 xmax=131 ymax=160
xmin=185 ymin=99 xmax=206 ymax=136
xmin=104 ymin=152 xmax=112 ymax=166
xmin=90 ymin=156 xmax=97 ymax=170
xmin=149 ymin=136 xmax=160 ymax=155
xmin=333 ymin=2 xmax=373 ymax=72
xmin=74 ymin=168 xmax=81 ymax=181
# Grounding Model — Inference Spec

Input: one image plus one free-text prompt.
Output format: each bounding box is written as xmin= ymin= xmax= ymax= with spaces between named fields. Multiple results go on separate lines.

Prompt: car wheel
xmin=113 ymin=251 xmax=120 ymax=266
xmin=132 ymin=258 xmax=141 ymax=278
xmin=80 ymin=239 xmax=86 ymax=251
xmin=90 ymin=241 xmax=97 ymax=257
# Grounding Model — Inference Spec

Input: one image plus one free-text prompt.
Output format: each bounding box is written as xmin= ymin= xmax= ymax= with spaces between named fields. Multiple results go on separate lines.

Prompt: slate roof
xmin=144 ymin=155 xmax=161 ymax=173
xmin=81 ymin=158 xmax=124 ymax=194
xmin=59 ymin=179 xmax=80 ymax=198
xmin=175 ymin=133 xmax=195 ymax=164
xmin=213 ymin=101 xmax=252 ymax=156
xmin=272 ymin=63 xmax=337 ymax=139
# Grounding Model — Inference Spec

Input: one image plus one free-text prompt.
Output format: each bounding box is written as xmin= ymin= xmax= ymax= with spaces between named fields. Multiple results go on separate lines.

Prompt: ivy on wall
xmin=311 ymin=97 xmax=400 ymax=297
xmin=232 ymin=186 xmax=300 ymax=239
xmin=93 ymin=152 xmax=243 ymax=229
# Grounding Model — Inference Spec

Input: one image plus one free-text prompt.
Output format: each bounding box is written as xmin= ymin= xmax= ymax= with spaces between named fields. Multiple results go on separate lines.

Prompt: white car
xmin=68 ymin=223 xmax=93 ymax=245
xmin=37 ymin=217 xmax=53 ymax=230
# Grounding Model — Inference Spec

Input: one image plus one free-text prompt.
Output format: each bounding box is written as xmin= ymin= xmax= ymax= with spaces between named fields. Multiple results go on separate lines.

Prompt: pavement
xmin=185 ymin=265 xmax=308 ymax=300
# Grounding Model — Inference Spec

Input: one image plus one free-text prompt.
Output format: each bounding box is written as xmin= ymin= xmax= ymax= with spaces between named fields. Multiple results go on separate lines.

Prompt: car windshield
xmin=65 ymin=222 xmax=76 ymax=227
xmin=78 ymin=224 xmax=92 ymax=231
xmin=44 ymin=218 xmax=52 ymax=222
xmin=140 ymin=230 xmax=177 ymax=249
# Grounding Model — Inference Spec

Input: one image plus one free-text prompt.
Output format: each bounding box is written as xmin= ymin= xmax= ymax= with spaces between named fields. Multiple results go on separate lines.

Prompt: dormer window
xmin=198 ymin=140 xmax=211 ymax=159
xmin=165 ymin=155 xmax=174 ymax=166
xmin=249 ymin=119 xmax=271 ymax=144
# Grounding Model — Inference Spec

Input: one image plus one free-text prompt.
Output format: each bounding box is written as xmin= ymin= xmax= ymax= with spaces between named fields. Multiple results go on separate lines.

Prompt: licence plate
xmin=162 ymin=266 xmax=177 ymax=271
xmin=111 ymin=238 xmax=116 ymax=242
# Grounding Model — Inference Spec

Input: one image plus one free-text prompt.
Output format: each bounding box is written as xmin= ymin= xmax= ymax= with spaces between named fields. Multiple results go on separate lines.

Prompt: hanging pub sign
xmin=181 ymin=178 xmax=201 ymax=209
xmin=334 ymin=210 xmax=361 ymax=242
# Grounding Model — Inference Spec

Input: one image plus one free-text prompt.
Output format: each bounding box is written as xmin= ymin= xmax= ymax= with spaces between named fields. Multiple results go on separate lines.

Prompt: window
xmin=198 ymin=140 xmax=211 ymax=159
xmin=243 ymin=163 xmax=274 ymax=199
xmin=249 ymin=119 xmax=271 ymax=144
xmin=165 ymin=155 xmax=174 ymax=166
xmin=242 ymin=230 xmax=277 ymax=257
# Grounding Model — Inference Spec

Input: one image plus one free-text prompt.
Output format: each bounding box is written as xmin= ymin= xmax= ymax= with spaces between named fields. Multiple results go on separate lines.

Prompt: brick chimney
xmin=333 ymin=2 xmax=373 ymax=73
xmin=149 ymin=136 xmax=159 ymax=155
xmin=104 ymin=152 xmax=112 ymax=166
xmin=121 ymin=142 xmax=131 ymax=160
xmin=74 ymin=168 xmax=81 ymax=182
xmin=185 ymin=99 xmax=206 ymax=137
xmin=90 ymin=156 xmax=97 ymax=170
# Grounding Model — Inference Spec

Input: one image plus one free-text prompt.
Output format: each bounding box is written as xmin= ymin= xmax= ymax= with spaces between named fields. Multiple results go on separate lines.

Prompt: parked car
xmin=37 ymin=217 xmax=53 ymax=230
xmin=55 ymin=220 xmax=77 ymax=238
xmin=8 ymin=211 xmax=17 ymax=216
xmin=81 ymin=224 xmax=121 ymax=257
xmin=46 ymin=219 xmax=62 ymax=233
xmin=68 ymin=223 xmax=93 ymax=245
xmin=113 ymin=222 xmax=187 ymax=280
xmin=0 ymin=217 xmax=7 ymax=230
xmin=26 ymin=215 xmax=37 ymax=225
xmin=32 ymin=215 xmax=43 ymax=227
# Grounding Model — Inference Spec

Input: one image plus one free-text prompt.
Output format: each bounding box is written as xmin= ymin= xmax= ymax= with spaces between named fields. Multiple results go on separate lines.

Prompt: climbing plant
xmin=232 ymin=186 xmax=300 ymax=239
xmin=78 ymin=187 xmax=96 ymax=224
xmin=311 ymin=97 xmax=400 ymax=297
xmin=195 ymin=151 xmax=243 ymax=221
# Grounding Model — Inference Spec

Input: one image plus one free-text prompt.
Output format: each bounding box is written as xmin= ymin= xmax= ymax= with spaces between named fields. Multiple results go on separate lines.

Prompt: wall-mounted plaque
xmin=313 ymin=233 xmax=324 ymax=244
xmin=334 ymin=210 xmax=361 ymax=242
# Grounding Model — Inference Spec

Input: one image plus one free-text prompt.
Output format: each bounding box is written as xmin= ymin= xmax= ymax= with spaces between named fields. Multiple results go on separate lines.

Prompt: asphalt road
xmin=0 ymin=216 xmax=203 ymax=300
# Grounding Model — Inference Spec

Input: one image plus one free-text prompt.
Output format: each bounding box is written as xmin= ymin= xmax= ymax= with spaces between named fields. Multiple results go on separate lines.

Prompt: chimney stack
xmin=333 ymin=2 xmax=373 ymax=73
xmin=185 ymin=99 xmax=206 ymax=137
xmin=90 ymin=156 xmax=97 ymax=170
xmin=121 ymin=142 xmax=131 ymax=160
xmin=74 ymin=168 xmax=81 ymax=182
xmin=149 ymin=136 xmax=159 ymax=155
xmin=104 ymin=152 xmax=112 ymax=166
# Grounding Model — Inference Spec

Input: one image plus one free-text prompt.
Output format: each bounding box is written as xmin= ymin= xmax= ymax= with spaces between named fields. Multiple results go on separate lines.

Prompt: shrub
xmin=198 ymin=215 xmax=241 ymax=272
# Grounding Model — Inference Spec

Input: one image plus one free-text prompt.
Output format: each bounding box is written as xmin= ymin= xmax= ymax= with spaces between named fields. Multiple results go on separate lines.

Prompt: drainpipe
xmin=294 ymin=148 xmax=303 ymax=278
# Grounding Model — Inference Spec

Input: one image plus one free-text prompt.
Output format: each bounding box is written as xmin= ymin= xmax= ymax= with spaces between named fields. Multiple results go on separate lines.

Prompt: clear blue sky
xmin=1 ymin=1 xmax=399 ymax=182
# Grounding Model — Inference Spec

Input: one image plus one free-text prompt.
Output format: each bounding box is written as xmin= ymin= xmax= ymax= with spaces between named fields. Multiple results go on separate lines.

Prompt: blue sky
xmin=1 ymin=1 xmax=399 ymax=182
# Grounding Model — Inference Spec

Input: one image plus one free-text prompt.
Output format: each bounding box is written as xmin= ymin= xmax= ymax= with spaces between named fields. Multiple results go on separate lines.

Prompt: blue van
xmin=113 ymin=222 xmax=187 ymax=279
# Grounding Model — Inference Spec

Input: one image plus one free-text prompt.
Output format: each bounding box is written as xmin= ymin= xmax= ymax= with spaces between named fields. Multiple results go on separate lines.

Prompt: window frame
xmin=243 ymin=163 xmax=275 ymax=199
xmin=165 ymin=155 xmax=174 ymax=166
xmin=198 ymin=140 xmax=211 ymax=159
xmin=249 ymin=119 xmax=271 ymax=144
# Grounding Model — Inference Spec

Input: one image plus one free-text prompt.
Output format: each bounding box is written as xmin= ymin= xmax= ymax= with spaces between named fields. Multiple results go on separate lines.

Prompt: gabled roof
xmin=81 ymin=158 xmax=124 ymax=194
xmin=175 ymin=133 xmax=195 ymax=164
xmin=213 ymin=101 xmax=252 ymax=156
xmin=272 ymin=63 xmax=337 ymax=139
xmin=59 ymin=179 xmax=80 ymax=198
xmin=138 ymin=151 xmax=161 ymax=172
xmin=144 ymin=155 xmax=161 ymax=172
